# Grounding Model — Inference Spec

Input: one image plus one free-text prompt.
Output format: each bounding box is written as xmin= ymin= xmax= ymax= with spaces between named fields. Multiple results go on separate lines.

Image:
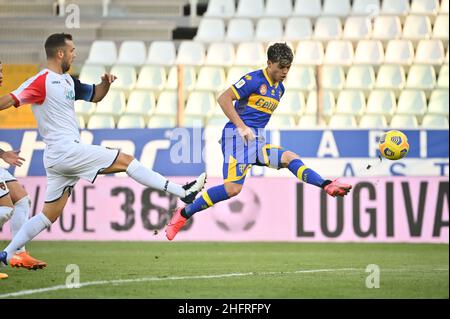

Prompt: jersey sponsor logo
xmin=51 ymin=81 xmax=61 ymax=84
xmin=244 ymin=75 xmax=252 ymax=80
xmin=259 ymin=84 xmax=267 ymax=95
xmin=235 ymin=79 xmax=246 ymax=89
xmin=65 ymin=89 xmax=75 ymax=101
xmin=271 ymin=89 xmax=275 ymax=96
xmin=238 ymin=164 xmax=247 ymax=174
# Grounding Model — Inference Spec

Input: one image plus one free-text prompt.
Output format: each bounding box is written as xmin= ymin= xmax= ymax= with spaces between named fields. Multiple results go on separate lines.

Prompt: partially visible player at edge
xmin=1 ymin=61 xmax=46 ymax=280
xmin=166 ymin=43 xmax=352 ymax=240
xmin=0 ymin=33 xmax=206 ymax=270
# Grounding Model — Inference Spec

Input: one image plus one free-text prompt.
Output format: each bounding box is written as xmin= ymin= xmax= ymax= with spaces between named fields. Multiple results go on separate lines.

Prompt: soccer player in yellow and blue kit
xmin=165 ymin=43 xmax=352 ymax=240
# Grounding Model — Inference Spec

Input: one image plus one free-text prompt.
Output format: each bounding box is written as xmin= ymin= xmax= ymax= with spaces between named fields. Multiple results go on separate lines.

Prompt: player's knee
xmin=225 ymin=183 xmax=243 ymax=197
xmin=119 ymin=152 xmax=135 ymax=165
xmin=282 ymin=151 xmax=300 ymax=165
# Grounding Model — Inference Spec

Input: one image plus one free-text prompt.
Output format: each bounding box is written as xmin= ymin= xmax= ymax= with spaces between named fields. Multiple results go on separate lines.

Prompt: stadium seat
xmin=305 ymin=91 xmax=335 ymax=120
xmin=266 ymin=115 xmax=297 ymax=129
xmin=314 ymin=17 xmax=343 ymax=42
xmin=293 ymin=0 xmax=321 ymax=17
xmin=345 ymin=65 xmax=376 ymax=96
xmin=75 ymin=100 xmax=96 ymax=123
xmin=206 ymin=105 xmax=229 ymax=128
xmin=328 ymin=114 xmax=358 ymax=128
xmin=375 ymin=65 xmax=406 ymax=97
xmin=320 ymin=65 xmax=345 ymax=95
xmin=441 ymin=0 xmax=449 ymax=13
xmin=335 ymin=90 xmax=366 ymax=118
xmin=117 ymin=115 xmax=146 ymax=129
xmin=433 ymin=15 xmax=449 ymax=45
xmin=79 ymin=65 xmax=106 ymax=85
xmin=135 ymin=65 xmax=166 ymax=95
xmin=384 ymin=40 xmax=415 ymax=67
xmin=226 ymin=66 xmax=253 ymax=84
xmin=147 ymin=115 xmax=176 ymax=128
xmin=353 ymin=40 xmax=385 ymax=66
xmin=342 ymin=17 xmax=372 ymax=42
xmin=234 ymin=42 xmax=266 ymax=67
xmin=276 ymin=91 xmax=306 ymax=116
xmin=146 ymin=41 xmax=176 ymax=67
xmin=381 ymin=0 xmax=410 ymax=15
xmin=117 ymin=41 xmax=146 ymax=66
xmin=225 ymin=18 xmax=254 ymax=43
xmin=185 ymin=91 xmax=216 ymax=117
xmin=352 ymin=0 xmax=381 ymax=15
xmin=297 ymin=114 xmax=325 ymax=128
xmin=359 ymin=114 xmax=389 ymax=128
xmin=323 ymin=0 xmax=351 ymax=17
xmin=428 ymin=89 xmax=449 ymax=114
xmin=165 ymin=66 xmax=197 ymax=92
xmin=195 ymin=66 xmax=226 ymax=92
xmin=366 ymin=90 xmax=397 ymax=120
xmin=176 ymin=41 xmax=205 ymax=66
xmin=437 ymin=64 xmax=449 ymax=88
xmin=324 ymin=41 xmax=354 ymax=66
xmin=205 ymin=42 xmax=235 ymax=67
xmin=236 ymin=0 xmax=264 ymax=18
xmin=284 ymin=17 xmax=313 ymax=42
xmin=255 ymin=18 xmax=284 ymax=42
xmin=390 ymin=114 xmax=419 ymax=128
xmin=85 ymin=40 xmax=117 ymax=66
xmin=294 ymin=41 xmax=324 ymax=65
xmin=410 ymin=0 xmax=440 ymax=18
xmin=76 ymin=115 xmax=86 ymax=129
xmin=95 ymin=90 xmax=126 ymax=119
xmin=414 ymin=39 xmax=446 ymax=65
xmin=372 ymin=16 xmax=403 ymax=44
xmin=402 ymin=15 xmax=432 ymax=45
xmin=87 ymin=114 xmax=116 ymax=129
xmin=184 ymin=115 xmax=206 ymax=127
xmin=405 ymin=65 xmax=436 ymax=96
xmin=397 ymin=90 xmax=428 ymax=118
xmin=284 ymin=66 xmax=316 ymax=93
xmin=125 ymin=90 xmax=156 ymax=120
xmin=265 ymin=0 xmax=292 ymax=17
xmin=153 ymin=91 xmax=178 ymax=116
xmin=204 ymin=0 xmax=235 ymax=18
xmin=110 ymin=65 xmax=137 ymax=96
xmin=421 ymin=114 xmax=449 ymax=128
xmin=194 ymin=18 xmax=225 ymax=43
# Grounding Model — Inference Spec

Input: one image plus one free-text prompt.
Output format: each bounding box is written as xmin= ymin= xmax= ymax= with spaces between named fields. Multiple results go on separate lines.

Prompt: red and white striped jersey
xmin=10 ymin=69 xmax=95 ymax=167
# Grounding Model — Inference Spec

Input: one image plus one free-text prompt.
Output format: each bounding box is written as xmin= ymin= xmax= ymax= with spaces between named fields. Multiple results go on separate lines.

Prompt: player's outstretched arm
xmin=91 ymin=73 xmax=117 ymax=103
xmin=0 ymin=94 xmax=15 ymax=111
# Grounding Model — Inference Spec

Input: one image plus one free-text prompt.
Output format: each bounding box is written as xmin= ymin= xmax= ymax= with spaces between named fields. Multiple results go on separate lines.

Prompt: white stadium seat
xmin=85 ymin=40 xmax=117 ymax=66
xmin=376 ymin=65 xmax=406 ymax=96
xmin=125 ymin=91 xmax=156 ymax=119
xmin=194 ymin=18 xmax=225 ymax=43
xmin=343 ymin=16 xmax=372 ymax=42
xmin=236 ymin=0 xmax=264 ymax=18
xmin=328 ymin=114 xmax=358 ymax=128
xmin=405 ymin=65 xmax=437 ymax=95
xmin=390 ymin=114 xmax=419 ymax=128
xmin=153 ymin=91 xmax=178 ymax=116
xmin=135 ymin=65 xmax=166 ymax=94
xmin=110 ymin=65 xmax=137 ymax=96
xmin=314 ymin=17 xmax=343 ymax=41
xmin=87 ymin=114 xmax=116 ymax=129
xmin=204 ymin=0 xmax=235 ymax=18
xmin=266 ymin=115 xmax=297 ymax=129
xmin=320 ymin=65 xmax=345 ymax=95
xmin=234 ymin=42 xmax=265 ymax=67
xmin=353 ymin=40 xmax=385 ymax=66
xmin=335 ymin=90 xmax=366 ymax=117
xmin=117 ymin=115 xmax=146 ymax=129
xmin=146 ymin=41 xmax=176 ymax=66
xmin=79 ymin=65 xmax=106 ymax=85
xmin=345 ymin=65 xmax=376 ymax=96
xmin=294 ymin=41 xmax=324 ymax=65
xmin=432 ymin=15 xmax=449 ymax=45
xmin=225 ymin=18 xmax=254 ymax=43
xmin=294 ymin=0 xmax=321 ymax=18
xmin=324 ymin=41 xmax=354 ymax=66
xmin=265 ymin=0 xmax=292 ymax=17
xmin=372 ymin=16 xmax=402 ymax=44
xmin=185 ymin=91 xmax=216 ymax=116
xmin=428 ymin=89 xmax=449 ymax=114
xmin=255 ymin=18 xmax=284 ymax=42
xmin=297 ymin=114 xmax=324 ymax=128
xmin=421 ymin=114 xmax=449 ymax=128
xmin=176 ymin=41 xmax=205 ymax=66
xmin=384 ymin=40 xmax=415 ymax=66
xmin=284 ymin=17 xmax=313 ymax=42
xmin=165 ymin=66 xmax=197 ymax=92
xmin=117 ymin=41 xmax=146 ymax=66
xmin=397 ymin=90 xmax=428 ymax=118
xmin=147 ymin=115 xmax=176 ymax=128
xmin=352 ymin=0 xmax=381 ymax=16
xmin=366 ymin=90 xmax=397 ymax=120
xmin=284 ymin=66 xmax=316 ymax=93
xmin=441 ymin=0 xmax=450 ymax=13
xmin=226 ymin=66 xmax=253 ymax=85
xmin=276 ymin=91 xmax=306 ymax=116
xmin=77 ymin=115 xmax=86 ymax=129
xmin=437 ymin=64 xmax=449 ymax=88
xmin=410 ymin=0 xmax=440 ymax=17
xmin=75 ymin=100 xmax=96 ymax=123
xmin=205 ymin=42 xmax=235 ymax=67
xmin=305 ymin=91 xmax=335 ymax=120
xmin=95 ymin=90 xmax=126 ymax=119
xmin=359 ymin=114 xmax=389 ymax=128
xmin=381 ymin=0 xmax=410 ymax=17
xmin=414 ymin=39 xmax=446 ymax=65
xmin=323 ymin=0 xmax=351 ymax=17
xmin=402 ymin=15 xmax=432 ymax=44
xmin=195 ymin=66 xmax=226 ymax=92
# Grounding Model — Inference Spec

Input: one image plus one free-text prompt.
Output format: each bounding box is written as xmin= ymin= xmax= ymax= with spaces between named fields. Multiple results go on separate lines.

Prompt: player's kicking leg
xmin=100 ymin=151 xmax=206 ymax=203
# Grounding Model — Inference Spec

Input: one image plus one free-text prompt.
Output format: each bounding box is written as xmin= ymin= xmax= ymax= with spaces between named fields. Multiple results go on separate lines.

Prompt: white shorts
xmin=0 ymin=168 xmax=17 ymax=199
xmin=45 ymin=142 xmax=119 ymax=203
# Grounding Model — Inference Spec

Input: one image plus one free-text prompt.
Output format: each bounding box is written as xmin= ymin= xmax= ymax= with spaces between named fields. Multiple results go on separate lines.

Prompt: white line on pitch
xmin=0 ymin=268 xmax=358 ymax=298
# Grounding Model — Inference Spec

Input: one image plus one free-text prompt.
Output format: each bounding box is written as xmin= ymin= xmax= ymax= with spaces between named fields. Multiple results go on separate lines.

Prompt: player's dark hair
xmin=267 ymin=43 xmax=294 ymax=66
xmin=45 ymin=33 xmax=73 ymax=58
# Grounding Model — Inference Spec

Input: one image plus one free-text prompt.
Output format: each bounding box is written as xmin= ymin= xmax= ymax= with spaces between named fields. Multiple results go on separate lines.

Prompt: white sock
xmin=4 ymin=212 xmax=52 ymax=262
xmin=11 ymin=196 xmax=30 ymax=253
xmin=126 ymin=159 xmax=185 ymax=198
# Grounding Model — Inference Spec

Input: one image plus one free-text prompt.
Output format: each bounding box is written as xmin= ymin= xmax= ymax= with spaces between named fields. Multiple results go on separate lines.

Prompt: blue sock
xmin=287 ymin=159 xmax=327 ymax=188
xmin=182 ymin=184 xmax=230 ymax=218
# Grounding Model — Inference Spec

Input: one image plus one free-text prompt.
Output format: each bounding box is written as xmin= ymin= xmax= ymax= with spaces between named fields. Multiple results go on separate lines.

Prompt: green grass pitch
xmin=0 ymin=242 xmax=447 ymax=299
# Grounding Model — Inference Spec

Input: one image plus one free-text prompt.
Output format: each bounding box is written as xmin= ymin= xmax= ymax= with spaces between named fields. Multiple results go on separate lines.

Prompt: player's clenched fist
xmin=101 ymin=73 xmax=117 ymax=85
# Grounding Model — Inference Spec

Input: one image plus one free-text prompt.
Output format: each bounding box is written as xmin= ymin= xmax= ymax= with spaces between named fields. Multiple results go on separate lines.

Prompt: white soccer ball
xmin=211 ymin=186 xmax=261 ymax=232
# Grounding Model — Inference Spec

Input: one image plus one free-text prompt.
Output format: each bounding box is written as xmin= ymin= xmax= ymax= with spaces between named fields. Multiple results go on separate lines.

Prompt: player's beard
xmin=61 ymin=60 xmax=70 ymax=73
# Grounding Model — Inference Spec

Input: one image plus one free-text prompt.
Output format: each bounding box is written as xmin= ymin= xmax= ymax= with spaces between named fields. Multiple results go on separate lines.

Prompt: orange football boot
xmin=165 ymin=207 xmax=188 ymax=241
xmin=10 ymin=251 xmax=47 ymax=270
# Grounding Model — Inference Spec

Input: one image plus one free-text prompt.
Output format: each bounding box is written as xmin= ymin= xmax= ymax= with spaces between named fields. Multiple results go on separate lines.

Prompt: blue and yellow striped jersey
xmin=225 ymin=69 xmax=285 ymax=129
